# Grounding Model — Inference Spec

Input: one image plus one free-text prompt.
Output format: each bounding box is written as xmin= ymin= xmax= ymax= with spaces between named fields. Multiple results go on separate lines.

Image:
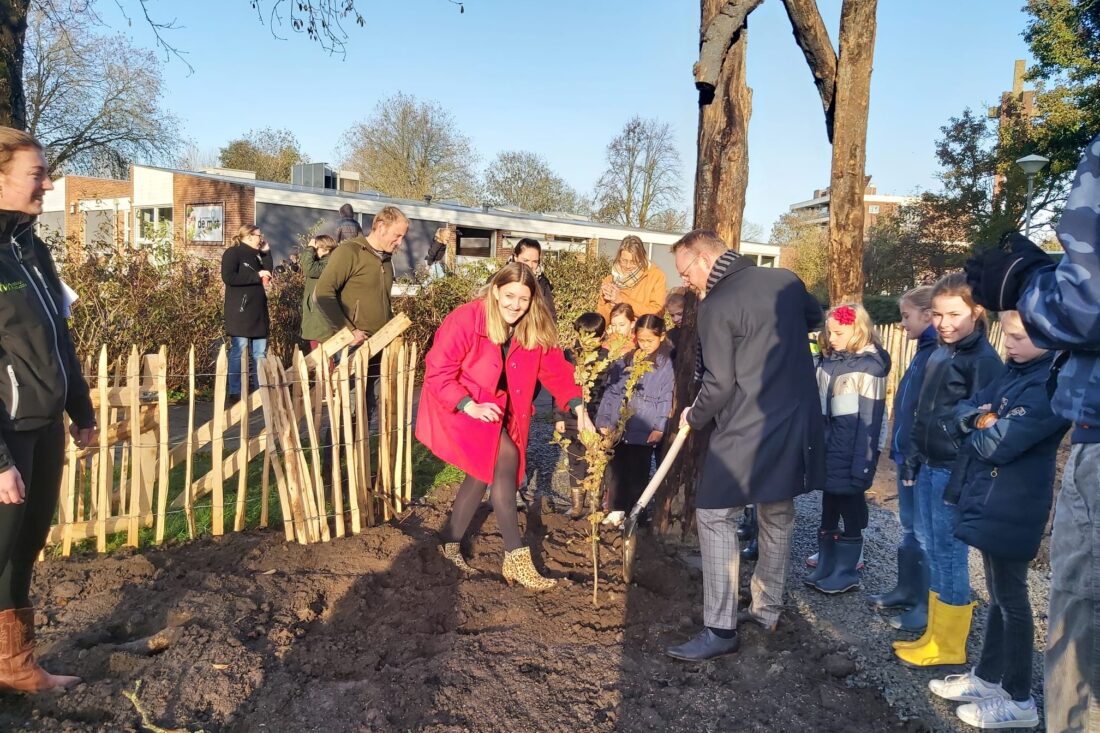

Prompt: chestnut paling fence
xmin=874 ymin=321 xmax=1005 ymax=418
xmin=45 ymin=315 xmax=416 ymax=556
xmin=43 ymin=318 xmax=1005 ymax=556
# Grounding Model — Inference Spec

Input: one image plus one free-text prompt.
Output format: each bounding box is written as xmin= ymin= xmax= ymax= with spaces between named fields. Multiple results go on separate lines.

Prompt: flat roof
xmin=50 ymin=165 xmax=786 ymax=253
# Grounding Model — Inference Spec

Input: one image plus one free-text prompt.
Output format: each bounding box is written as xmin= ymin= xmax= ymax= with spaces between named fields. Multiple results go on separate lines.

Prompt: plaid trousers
xmin=697 ymin=500 xmax=795 ymax=630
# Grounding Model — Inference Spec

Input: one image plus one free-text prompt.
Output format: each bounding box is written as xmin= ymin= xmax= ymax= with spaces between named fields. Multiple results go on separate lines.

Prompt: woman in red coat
xmin=416 ymin=263 xmax=594 ymax=590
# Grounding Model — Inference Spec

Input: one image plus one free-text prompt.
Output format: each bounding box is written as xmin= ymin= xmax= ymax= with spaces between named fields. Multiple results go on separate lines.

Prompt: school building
xmin=39 ymin=163 xmax=784 ymax=282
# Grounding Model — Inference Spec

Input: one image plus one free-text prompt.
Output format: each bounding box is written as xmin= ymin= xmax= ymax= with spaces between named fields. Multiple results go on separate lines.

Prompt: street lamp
xmin=1016 ymin=153 xmax=1050 ymax=235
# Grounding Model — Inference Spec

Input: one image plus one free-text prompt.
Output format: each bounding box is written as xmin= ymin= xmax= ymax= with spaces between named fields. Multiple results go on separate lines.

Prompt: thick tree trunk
xmin=692 ymin=0 xmax=756 ymax=247
xmin=827 ymin=0 xmax=877 ymax=304
xmin=0 ymin=0 xmax=28 ymax=129
xmin=655 ymin=0 xmax=755 ymax=540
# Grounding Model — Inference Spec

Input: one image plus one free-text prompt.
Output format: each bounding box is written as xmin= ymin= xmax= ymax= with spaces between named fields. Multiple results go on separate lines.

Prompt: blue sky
xmin=96 ymin=0 xmax=1034 ymax=238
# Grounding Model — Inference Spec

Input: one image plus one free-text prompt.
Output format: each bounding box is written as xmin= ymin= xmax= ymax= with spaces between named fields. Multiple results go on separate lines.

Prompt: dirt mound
xmin=4 ymin=488 xmax=917 ymax=732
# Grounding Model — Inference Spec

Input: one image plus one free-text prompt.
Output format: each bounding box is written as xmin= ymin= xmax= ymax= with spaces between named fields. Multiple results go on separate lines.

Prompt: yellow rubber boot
xmin=895 ymin=598 xmax=975 ymax=667
xmin=892 ymin=591 xmax=939 ymax=651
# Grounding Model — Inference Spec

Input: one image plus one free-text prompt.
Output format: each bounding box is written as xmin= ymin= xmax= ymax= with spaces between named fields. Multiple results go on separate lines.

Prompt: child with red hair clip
xmin=805 ymin=303 xmax=890 ymax=594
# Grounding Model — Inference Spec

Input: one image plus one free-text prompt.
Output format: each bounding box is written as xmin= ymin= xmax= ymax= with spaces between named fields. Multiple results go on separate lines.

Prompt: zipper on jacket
xmin=32 ymin=265 xmax=60 ymax=316
xmin=982 ymin=469 xmax=998 ymax=506
xmin=940 ymin=421 xmax=959 ymax=451
xmin=6 ymin=364 xmax=19 ymax=420
xmin=893 ymin=372 xmax=917 ymax=456
xmin=11 ymin=236 xmax=69 ymax=401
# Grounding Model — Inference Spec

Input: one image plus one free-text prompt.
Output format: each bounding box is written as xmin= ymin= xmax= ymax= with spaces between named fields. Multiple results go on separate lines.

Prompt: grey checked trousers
xmin=1046 ymin=443 xmax=1100 ymax=733
xmin=697 ymin=500 xmax=795 ymax=631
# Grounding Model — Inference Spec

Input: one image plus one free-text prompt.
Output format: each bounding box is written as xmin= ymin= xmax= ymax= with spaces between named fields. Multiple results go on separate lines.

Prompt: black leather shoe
xmin=664 ymin=628 xmax=740 ymax=661
xmin=737 ymin=609 xmax=778 ymax=634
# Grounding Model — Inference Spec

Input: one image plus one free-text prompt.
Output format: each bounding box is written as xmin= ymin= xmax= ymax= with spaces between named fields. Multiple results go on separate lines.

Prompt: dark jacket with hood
xmin=816 ymin=344 xmax=890 ymax=495
xmin=686 ymin=253 xmax=825 ymax=509
xmin=556 ymin=344 xmax=610 ymax=430
xmin=900 ymin=326 xmax=1004 ymax=481
xmin=221 ymin=244 xmax=272 ymax=339
xmin=299 ymin=246 xmax=334 ymax=342
xmin=945 ymin=351 xmax=1070 ymax=560
xmin=889 ymin=325 xmax=938 ymax=465
xmin=0 ymin=213 xmax=95 ymax=472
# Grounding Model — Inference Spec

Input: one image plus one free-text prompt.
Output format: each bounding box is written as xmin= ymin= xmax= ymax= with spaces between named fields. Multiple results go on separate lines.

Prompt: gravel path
xmin=522 ymin=408 xmax=1052 ymax=732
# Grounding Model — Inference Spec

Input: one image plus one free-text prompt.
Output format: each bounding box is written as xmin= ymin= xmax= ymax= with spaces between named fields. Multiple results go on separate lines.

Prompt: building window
xmin=136 ymin=206 xmax=173 ymax=247
xmin=756 ymin=255 xmax=776 ymax=268
xmin=868 ymin=204 xmax=880 ymax=214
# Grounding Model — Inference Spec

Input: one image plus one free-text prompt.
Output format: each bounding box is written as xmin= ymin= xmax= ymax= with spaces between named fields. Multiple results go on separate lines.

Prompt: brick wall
xmin=864 ymin=200 xmax=902 ymax=233
xmin=64 ymin=176 xmax=132 ymax=249
xmin=172 ymin=173 xmax=255 ymax=261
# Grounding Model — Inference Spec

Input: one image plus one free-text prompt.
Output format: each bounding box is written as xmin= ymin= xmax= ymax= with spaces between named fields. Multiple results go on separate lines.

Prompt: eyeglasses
xmin=677 ymin=253 xmax=701 ymax=279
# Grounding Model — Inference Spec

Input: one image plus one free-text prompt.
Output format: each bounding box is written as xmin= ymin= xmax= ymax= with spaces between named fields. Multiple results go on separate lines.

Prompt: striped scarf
xmin=694 ymin=249 xmax=742 ymax=381
xmin=611 ymin=263 xmax=645 ymax=290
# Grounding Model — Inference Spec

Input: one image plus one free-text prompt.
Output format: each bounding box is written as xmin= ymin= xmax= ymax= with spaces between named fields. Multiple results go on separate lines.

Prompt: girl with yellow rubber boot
xmin=895 ymin=273 xmax=1003 ymax=668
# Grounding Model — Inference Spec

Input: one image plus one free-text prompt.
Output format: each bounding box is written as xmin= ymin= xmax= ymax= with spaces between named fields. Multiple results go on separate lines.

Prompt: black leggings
xmin=441 ymin=431 xmax=522 ymax=551
xmin=820 ymin=492 xmax=868 ymax=539
xmin=0 ymin=421 xmax=65 ymax=610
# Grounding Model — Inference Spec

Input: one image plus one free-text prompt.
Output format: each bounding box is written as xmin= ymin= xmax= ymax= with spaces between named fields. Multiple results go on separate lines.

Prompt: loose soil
xmin=4 ymin=486 xmax=924 ymax=733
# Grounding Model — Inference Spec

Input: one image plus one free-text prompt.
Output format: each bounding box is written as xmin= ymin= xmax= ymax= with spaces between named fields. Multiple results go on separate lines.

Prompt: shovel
xmin=621 ymin=422 xmax=691 ymax=583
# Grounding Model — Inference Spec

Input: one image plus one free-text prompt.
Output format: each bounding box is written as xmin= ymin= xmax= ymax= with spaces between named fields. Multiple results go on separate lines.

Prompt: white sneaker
xmin=956 ymin=696 xmax=1039 ymax=729
xmin=929 ymin=670 xmax=1009 ymax=702
xmin=601 ymin=511 xmax=625 ymax=527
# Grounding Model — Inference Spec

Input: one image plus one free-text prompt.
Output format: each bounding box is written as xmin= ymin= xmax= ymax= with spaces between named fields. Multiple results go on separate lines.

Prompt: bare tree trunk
xmin=0 ymin=0 xmax=28 ymax=129
xmin=692 ymin=0 xmax=758 ymax=247
xmin=827 ymin=0 xmax=877 ymax=304
xmin=655 ymin=0 xmax=757 ymax=539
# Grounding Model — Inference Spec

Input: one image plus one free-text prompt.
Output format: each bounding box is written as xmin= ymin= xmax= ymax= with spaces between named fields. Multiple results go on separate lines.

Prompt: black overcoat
xmin=687 ymin=258 xmax=826 ymax=509
xmin=221 ymin=244 xmax=273 ymax=339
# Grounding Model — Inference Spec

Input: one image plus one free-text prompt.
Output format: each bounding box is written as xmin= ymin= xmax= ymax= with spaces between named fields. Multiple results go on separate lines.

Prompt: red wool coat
xmin=415 ymin=300 xmax=582 ymax=484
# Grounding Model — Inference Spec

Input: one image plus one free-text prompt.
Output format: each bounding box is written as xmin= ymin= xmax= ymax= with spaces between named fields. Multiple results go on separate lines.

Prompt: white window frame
xmin=135 ymin=206 xmax=174 ymax=248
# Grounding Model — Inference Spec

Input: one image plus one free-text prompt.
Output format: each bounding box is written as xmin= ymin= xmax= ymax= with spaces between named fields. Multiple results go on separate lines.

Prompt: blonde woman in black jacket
xmin=0 ymin=127 xmax=96 ymax=693
xmin=221 ymin=224 xmax=273 ymax=400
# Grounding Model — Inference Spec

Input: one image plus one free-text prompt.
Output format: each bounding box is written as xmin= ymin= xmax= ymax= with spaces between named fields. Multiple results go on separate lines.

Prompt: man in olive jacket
xmin=666 ymin=229 xmax=825 ymax=662
xmin=315 ymin=205 xmax=407 ymax=345
xmin=315 ymin=205 xmax=407 ymax=412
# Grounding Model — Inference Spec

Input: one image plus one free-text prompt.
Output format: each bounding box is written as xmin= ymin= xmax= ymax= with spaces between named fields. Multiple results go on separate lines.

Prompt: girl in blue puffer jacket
xmin=870 ymin=285 xmax=938 ymax=632
xmin=806 ymin=303 xmax=890 ymax=595
xmin=596 ymin=314 xmax=675 ymax=527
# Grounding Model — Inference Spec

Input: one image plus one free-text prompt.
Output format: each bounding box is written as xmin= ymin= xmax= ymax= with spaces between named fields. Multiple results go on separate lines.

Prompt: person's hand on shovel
xmin=679 ymin=407 xmax=692 ymax=428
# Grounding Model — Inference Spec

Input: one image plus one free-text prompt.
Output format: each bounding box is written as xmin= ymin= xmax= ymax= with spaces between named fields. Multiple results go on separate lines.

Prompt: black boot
xmin=737 ymin=506 xmax=757 ymax=541
xmin=740 ymin=536 xmax=758 ymax=562
xmin=869 ymin=534 xmax=922 ymax=610
xmin=803 ymin=529 xmax=837 ymax=586
xmin=813 ymin=535 xmax=862 ymax=594
xmin=888 ymin=550 xmax=931 ymax=631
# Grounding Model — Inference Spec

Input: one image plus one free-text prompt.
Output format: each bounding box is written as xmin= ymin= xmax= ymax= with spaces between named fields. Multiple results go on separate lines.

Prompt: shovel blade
xmin=622 ymin=516 xmax=639 ymax=583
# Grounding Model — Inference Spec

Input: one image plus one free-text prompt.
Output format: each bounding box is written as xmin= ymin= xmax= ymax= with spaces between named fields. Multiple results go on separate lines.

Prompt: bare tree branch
xmin=694 ymin=0 xmax=763 ymax=103
xmin=780 ymin=0 xmax=837 ymax=142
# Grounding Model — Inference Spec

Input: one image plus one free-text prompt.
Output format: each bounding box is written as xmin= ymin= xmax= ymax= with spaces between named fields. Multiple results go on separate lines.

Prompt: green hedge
xmin=861 ymin=294 xmax=901 ymax=324
xmin=56 ymin=241 xmax=612 ymax=388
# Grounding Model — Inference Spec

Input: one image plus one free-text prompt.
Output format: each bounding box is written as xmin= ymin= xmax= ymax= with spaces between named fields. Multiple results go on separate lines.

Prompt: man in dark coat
xmin=665 ymin=229 xmax=824 ymax=661
xmin=334 ymin=203 xmax=363 ymax=244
